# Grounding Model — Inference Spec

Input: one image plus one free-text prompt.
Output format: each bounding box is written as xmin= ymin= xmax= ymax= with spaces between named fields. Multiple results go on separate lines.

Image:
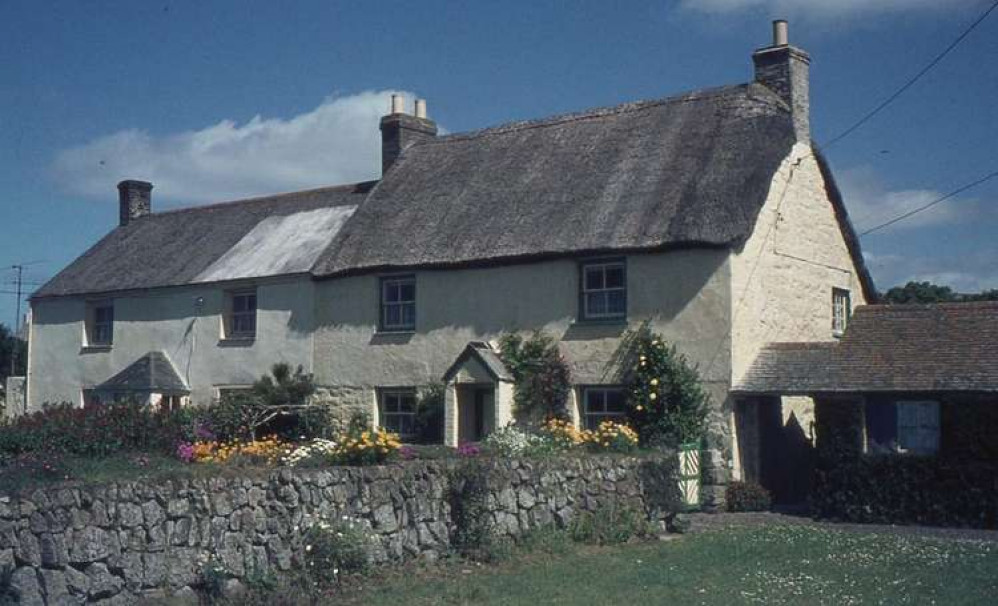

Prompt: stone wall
xmin=0 ymin=454 xmax=677 ymax=605
xmin=3 ymin=377 xmax=25 ymax=418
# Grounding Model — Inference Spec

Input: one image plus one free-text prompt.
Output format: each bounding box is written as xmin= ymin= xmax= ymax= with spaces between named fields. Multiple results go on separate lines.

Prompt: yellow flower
xmin=650 ymin=378 xmax=659 ymax=386
xmin=636 ymin=405 xmax=643 ymax=411
xmin=649 ymin=392 xmax=657 ymax=400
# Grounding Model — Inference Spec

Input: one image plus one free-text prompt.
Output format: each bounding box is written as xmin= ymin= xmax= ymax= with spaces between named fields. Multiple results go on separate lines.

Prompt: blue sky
xmin=2 ymin=0 xmax=997 ymax=331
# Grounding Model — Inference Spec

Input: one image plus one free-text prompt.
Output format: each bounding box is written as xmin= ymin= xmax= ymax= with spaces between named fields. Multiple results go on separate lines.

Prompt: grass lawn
xmin=336 ymin=524 xmax=998 ymax=605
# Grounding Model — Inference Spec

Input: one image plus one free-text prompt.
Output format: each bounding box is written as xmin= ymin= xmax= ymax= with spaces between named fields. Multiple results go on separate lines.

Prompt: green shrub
xmin=725 ymin=481 xmax=772 ymax=512
xmin=498 ymin=332 xmax=572 ymax=423
xmin=302 ymin=517 xmax=372 ymax=586
xmin=415 ymin=384 xmax=445 ymax=444
xmin=449 ymin=459 xmax=505 ymax=560
xmin=812 ymin=455 xmax=998 ymax=528
xmin=569 ymin=501 xmax=653 ymax=545
xmin=622 ymin=329 xmax=709 ymax=447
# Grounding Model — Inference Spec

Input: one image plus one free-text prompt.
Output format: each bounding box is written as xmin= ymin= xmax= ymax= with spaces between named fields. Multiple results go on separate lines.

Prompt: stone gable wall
xmin=0 ymin=454 xmax=677 ymax=604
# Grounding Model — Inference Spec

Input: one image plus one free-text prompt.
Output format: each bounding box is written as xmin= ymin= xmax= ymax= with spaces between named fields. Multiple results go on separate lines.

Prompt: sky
xmin=2 ymin=0 xmax=997 ymax=332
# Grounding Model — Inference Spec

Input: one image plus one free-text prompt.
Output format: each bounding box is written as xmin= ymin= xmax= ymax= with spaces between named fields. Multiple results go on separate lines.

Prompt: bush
xmin=498 ymin=332 xmax=572 ymax=423
xmin=482 ymin=425 xmax=550 ymax=457
xmin=623 ymin=330 xmax=709 ymax=447
xmin=569 ymin=501 xmax=653 ymax=545
xmin=725 ymin=481 xmax=772 ymax=512
xmin=302 ymin=517 xmax=373 ymax=586
xmin=586 ymin=420 xmax=639 ymax=454
xmin=449 ymin=459 xmax=507 ymax=561
xmin=414 ymin=384 xmax=445 ymax=444
xmin=812 ymin=455 xmax=998 ymax=528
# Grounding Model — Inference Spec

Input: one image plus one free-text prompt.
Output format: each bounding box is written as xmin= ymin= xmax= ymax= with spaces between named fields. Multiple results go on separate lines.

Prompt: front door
xmin=458 ymin=385 xmax=495 ymax=444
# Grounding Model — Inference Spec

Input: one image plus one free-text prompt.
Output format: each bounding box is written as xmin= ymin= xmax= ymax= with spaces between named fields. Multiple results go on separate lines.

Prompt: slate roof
xmin=35 ymin=182 xmax=374 ymax=298
xmin=95 ymin=351 xmax=189 ymax=394
xmin=314 ymin=83 xmax=799 ymax=276
xmin=736 ymin=302 xmax=998 ymax=394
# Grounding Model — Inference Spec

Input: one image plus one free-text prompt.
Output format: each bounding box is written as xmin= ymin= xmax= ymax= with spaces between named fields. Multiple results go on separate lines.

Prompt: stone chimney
xmin=117 ymin=180 xmax=153 ymax=226
xmin=753 ymin=20 xmax=810 ymax=141
xmin=380 ymin=94 xmax=437 ymax=174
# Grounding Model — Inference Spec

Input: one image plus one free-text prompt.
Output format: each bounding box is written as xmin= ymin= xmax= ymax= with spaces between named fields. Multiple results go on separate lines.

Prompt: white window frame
xmin=896 ymin=400 xmax=940 ymax=455
xmin=582 ymin=387 xmax=627 ymax=430
xmin=581 ymin=260 xmax=626 ymax=321
xmin=86 ymin=300 xmax=114 ymax=346
xmin=380 ymin=276 xmax=416 ymax=332
xmin=832 ymin=288 xmax=851 ymax=336
xmin=225 ymin=289 xmax=257 ymax=339
xmin=379 ymin=389 xmax=417 ymax=438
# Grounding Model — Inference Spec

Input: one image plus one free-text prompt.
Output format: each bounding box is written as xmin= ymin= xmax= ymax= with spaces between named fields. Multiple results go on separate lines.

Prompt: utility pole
xmin=10 ymin=264 xmax=23 ymax=377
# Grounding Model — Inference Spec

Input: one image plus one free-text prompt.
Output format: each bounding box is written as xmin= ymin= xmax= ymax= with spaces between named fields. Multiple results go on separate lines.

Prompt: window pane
xmin=606 ymin=290 xmax=626 ymax=316
xmin=399 ymin=282 xmax=415 ymax=302
xmin=584 ymin=267 xmax=604 ymax=290
xmin=605 ymin=265 xmax=624 ymax=288
xmin=584 ymin=390 xmax=604 ymax=414
xmin=385 ymin=304 xmax=401 ymax=327
xmin=399 ymin=395 xmax=416 ymax=412
xmin=605 ymin=390 xmax=626 ymax=413
xmin=401 ymin=303 xmax=416 ymax=328
xmin=384 ymin=282 xmax=400 ymax=303
xmin=586 ymin=292 xmax=606 ymax=316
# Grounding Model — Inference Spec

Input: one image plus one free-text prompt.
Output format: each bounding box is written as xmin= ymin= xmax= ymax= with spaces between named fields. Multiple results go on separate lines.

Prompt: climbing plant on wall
xmin=624 ymin=329 xmax=709 ymax=447
xmin=498 ymin=332 xmax=571 ymax=423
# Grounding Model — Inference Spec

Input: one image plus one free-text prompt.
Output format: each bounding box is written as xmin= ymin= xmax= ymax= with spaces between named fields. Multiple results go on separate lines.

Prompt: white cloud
xmin=838 ymin=166 xmax=983 ymax=233
xmin=681 ymin=0 xmax=983 ymax=18
xmin=53 ymin=90 xmax=419 ymax=204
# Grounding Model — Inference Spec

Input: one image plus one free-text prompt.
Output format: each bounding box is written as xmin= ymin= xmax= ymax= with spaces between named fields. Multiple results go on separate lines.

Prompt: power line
xmin=820 ymin=0 xmax=998 ymax=151
xmin=860 ymin=168 xmax=998 ymax=236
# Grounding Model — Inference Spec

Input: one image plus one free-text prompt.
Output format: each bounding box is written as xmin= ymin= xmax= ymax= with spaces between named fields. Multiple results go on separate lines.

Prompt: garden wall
xmin=0 ymin=454 xmax=678 ymax=605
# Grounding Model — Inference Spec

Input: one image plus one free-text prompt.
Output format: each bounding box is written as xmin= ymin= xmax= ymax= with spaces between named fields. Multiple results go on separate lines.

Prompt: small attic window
xmin=224 ymin=289 xmax=257 ymax=339
xmin=85 ymin=300 xmax=114 ymax=347
xmin=832 ymin=288 xmax=851 ymax=336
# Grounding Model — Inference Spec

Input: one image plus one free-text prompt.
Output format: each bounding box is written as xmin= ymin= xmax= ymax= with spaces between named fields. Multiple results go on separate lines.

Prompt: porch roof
xmin=95 ymin=351 xmax=189 ymax=394
xmin=442 ymin=342 xmax=513 ymax=384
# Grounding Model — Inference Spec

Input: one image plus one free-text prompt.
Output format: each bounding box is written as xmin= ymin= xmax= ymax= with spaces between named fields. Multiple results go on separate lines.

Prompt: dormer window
xmin=580 ymin=259 xmax=626 ymax=321
xmin=86 ymin=300 xmax=114 ymax=347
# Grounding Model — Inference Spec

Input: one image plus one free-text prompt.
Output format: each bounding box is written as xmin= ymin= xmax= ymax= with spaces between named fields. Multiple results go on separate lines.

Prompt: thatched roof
xmin=95 ymin=351 xmax=188 ymax=394
xmin=313 ymin=83 xmax=797 ymax=276
xmin=736 ymin=302 xmax=998 ymax=394
xmin=35 ymin=182 xmax=373 ymax=298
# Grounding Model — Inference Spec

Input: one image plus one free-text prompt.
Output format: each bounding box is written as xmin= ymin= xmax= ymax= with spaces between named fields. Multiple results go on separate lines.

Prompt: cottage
xmin=26 ymin=21 xmax=873 ymax=504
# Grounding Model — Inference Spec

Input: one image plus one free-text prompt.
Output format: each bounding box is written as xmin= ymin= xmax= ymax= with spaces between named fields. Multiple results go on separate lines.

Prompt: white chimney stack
xmin=390 ymin=94 xmax=405 ymax=115
xmin=414 ymin=99 xmax=427 ymax=119
xmin=773 ymin=19 xmax=789 ymax=46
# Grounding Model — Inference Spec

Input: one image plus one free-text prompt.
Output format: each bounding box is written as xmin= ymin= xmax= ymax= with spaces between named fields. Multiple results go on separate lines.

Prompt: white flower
xmin=305 ymin=545 xmax=312 ymax=552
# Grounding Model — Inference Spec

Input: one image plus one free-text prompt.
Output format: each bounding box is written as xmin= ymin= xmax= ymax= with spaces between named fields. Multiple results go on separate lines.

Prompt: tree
xmin=498 ymin=332 xmax=572 ymax=424
xmin=882 ymin=281 xmax=956 ymax=304
xmin=210 ymin=363 xmax=323 ymax=440
xmin=0 ymin=323 xmax=27 ymax=383
xmin=882 ymin=281 xmax=998 ymax=304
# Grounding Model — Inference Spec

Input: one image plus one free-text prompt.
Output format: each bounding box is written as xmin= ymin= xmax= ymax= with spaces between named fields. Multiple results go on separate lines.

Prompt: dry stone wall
xmin=0 ymin=454 xmax=677 ymax=605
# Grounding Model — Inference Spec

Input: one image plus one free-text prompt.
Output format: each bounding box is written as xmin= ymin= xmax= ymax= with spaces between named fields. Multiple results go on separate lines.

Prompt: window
xmin=896 ymin=401 xmax=940 ymax=455
xmin=380 ymin=276 xmax=416 ymax=331
xmin=225 ymin=289 xmax=257 ymax=339
xmin=379 ymin=390 xmax=417 ymax=437
xmin=832 ymin=288 xmax=851 ymax=336
xmin=580 ymin=260 xmax=626 ymax=321
xmin=86 ymin=300 xmax=114 ymax=346
xmin=582 ymin=387 xmax=627 ymax=430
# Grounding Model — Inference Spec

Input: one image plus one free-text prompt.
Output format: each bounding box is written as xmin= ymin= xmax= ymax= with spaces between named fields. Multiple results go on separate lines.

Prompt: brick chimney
xmin=753 ymin=20 xmax=810 ymax=141
xmin=380 ymin=94 xmax=437 ymax=174
xmin=117 ymin=180 xmax=153 ymax=226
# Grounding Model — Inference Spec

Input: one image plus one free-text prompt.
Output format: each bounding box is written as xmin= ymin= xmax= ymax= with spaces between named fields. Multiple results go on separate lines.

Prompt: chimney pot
xmin=773 ymin=19 xmax=788 ymax=46
xmin=117 ymin=180 xmax=153 ymax=226
xmin=380 ymin=95 xmax=437 ymax=175
xmin=753 ymin=20 xmax=810 ymax=141
xmin=391 ymin=94 xmax=405 ymax=115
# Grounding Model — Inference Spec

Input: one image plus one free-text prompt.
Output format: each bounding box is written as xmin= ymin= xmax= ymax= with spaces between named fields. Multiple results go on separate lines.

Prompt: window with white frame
xmin=832 ymin=288 xmax=851 ymax=336
xmin=896 ymin=400 xmax=940 ymax=455
xmin=379 ymin=389 xmax=417 ymax=437
xmin=225 ymin=289 xmax=257 ymax=339
xmin=86 ymin=300 xmax=114 ymax=346
xmin=582 ymin=387 xmax=627 ymax=430
xmin=380 ymin=276 xmax=416 ymax=331
xmin=580 ymin=259 xmax=626 ymax=321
